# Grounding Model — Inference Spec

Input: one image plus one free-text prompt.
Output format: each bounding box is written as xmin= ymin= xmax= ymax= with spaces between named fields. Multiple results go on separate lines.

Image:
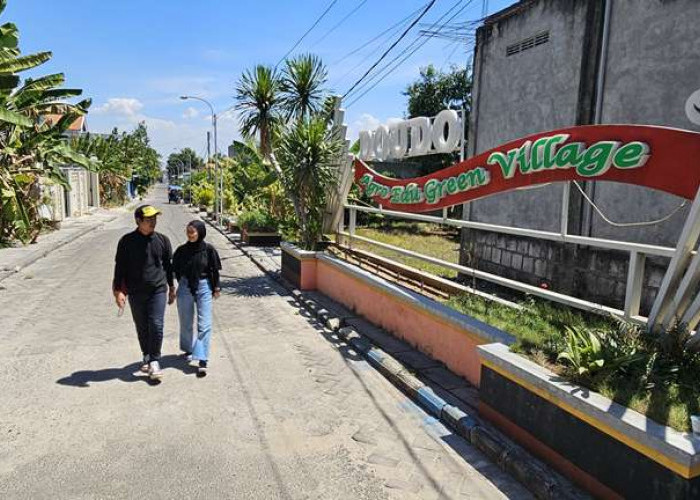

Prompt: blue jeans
xmin=177 ymin=278 xmax=213 ymax=362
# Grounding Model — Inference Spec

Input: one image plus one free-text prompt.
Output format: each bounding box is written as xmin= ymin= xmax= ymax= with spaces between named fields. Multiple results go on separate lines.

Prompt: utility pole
xmin=207 ymin=131 xmax=212 ymax=182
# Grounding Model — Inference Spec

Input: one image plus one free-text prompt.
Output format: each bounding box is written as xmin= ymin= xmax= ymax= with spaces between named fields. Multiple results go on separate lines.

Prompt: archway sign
xmin=354 ymin=124 xmax=700 ymax=212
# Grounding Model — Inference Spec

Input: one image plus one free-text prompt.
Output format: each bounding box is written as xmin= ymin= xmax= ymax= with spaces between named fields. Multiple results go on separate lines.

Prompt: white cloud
xmin=94 ymin=98 xmax=144 ymax=116
xmin=182 ymin=107 xmax=200 ymax=119
xmin=347 ymin=113 xmax=403 ymax=142
xmin=88 ymin=96 xmax=242 ymax=160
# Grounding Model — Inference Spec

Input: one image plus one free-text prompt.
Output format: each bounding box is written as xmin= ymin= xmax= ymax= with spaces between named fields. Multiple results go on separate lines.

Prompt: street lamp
xmin=180 ymin=95 xmax=221 ymax=226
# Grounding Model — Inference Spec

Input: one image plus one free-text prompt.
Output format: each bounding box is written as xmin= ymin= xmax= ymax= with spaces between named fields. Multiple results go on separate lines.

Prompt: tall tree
xmin=403 ymin=64 xmax=471 ymax=118
xmin=167 ymin=147 xmax=203 ymax=178
xmin=234 ymin=65 xmax=281 ymax=158
xmin=280 ymin=54 xmax=328 ymax=121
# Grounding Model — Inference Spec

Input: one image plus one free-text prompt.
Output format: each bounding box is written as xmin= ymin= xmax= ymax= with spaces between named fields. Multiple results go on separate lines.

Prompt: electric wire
xmin=314 ymin=0 xmax=369 ymax=46
xmin=573 ymin=180 xmax=687 ymax=227
xmin=276 ymin=0 xmax=339 ymax=67
xmin=345 ymin=0 xmax=473 ymax=107
xmin=331 ymin=2 xmax=430 ymax=67
xmin=342 ymin=0 xmax=438 ymax=99
xmin=330 ymin=5 xmax=428 ymax=89
xmin=344 ymin=0 xmax=469 ymax=102
xmin=344 ymin=0 xmax=466 ymax=102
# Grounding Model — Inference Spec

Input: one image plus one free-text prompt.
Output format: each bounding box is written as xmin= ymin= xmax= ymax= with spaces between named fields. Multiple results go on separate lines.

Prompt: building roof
xmin=40 ymin=114 xmax=86 ymax=132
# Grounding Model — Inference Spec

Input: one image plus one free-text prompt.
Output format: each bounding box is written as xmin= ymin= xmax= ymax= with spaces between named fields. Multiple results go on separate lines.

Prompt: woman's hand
xmin=213 ymin=288 xmax=221 ymax=299
xmin=168 ymin=286 xmax=177 ymax=305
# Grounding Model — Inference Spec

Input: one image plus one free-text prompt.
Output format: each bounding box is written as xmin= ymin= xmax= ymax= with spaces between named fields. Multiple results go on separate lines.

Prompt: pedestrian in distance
xmin=113 ymin=205 xmax=176 ymax=381
xmin=172 ymin=220 xmax=222 ymax=377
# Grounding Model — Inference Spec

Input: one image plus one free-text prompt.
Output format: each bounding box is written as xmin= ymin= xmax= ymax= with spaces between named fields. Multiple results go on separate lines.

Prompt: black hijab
xmin=178 ymin=220 xmax=209 ymax=294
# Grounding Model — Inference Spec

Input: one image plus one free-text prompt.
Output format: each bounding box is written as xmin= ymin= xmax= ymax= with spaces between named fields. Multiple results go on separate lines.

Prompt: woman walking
xmin=172 ymin=220 xmax=222 ymax=377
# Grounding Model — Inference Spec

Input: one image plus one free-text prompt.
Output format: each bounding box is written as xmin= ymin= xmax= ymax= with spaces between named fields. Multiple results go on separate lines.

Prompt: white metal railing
xmin=337 ymin=203 xmax=689 ymax=323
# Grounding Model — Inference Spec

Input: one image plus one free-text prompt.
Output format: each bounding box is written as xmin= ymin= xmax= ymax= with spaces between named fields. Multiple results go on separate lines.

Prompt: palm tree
xmin=234 ymin=65 xmax=281 ymax=158
xmin=280 ymin=54 xmax=328 ymax=121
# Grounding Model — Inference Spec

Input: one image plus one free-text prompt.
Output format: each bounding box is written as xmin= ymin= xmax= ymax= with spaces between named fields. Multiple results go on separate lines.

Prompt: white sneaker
xmin=148 ymin=360 xmax=163 ymax=380
xmin=139 ymin=355 xmax=150 ymax=373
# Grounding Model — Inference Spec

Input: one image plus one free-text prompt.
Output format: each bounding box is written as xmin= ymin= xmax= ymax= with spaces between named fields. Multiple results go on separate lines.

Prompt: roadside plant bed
xmin=281 ymin=242 xmax=320 ymax=290
xmin=238 ymin=209 xmax=280 ymax=246
xmin=479 ymin=343 xmax=700 ymax=499
xmin=449 ymin=292 xmax=700 ymax=433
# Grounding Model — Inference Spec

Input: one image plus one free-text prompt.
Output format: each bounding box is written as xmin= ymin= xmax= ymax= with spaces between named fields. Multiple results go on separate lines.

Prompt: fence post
xmin=349 ymin=207 xmax=356 ymax=250
xmin=624 ymin=251 xmax=645 ymax=319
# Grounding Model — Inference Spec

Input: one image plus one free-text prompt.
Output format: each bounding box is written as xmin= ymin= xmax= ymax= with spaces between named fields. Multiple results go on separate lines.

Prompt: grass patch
xmin=354 ymin=222 xmax=459 ymax=278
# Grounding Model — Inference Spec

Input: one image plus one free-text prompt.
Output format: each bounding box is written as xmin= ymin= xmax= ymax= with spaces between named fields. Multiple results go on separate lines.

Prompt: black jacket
xmin=172 ymin=242 xmax=221 ymax=293
xmin=113 ymin=230 xmax=174 ymax=294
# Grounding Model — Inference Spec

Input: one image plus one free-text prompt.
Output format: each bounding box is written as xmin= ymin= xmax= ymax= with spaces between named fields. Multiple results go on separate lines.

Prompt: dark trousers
xmin=128 ymin=288 xmax=166 ymax=361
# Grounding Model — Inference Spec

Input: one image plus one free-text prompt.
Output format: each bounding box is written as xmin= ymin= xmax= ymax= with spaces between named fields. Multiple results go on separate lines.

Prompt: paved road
xmin=0 ymin=186 xmax=530 ymax=499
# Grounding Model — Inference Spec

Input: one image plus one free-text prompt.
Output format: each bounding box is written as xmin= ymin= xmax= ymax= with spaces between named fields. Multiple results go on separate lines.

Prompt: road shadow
xmin=56 ymin=354 xmax=196 ymax=387
xmin=220 ymin=274 xmax=282 ymax=298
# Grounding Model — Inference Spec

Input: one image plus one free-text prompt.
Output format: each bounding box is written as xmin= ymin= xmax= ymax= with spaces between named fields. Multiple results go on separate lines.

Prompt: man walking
xmin=113 ymin=205 xmax=176 ymax=381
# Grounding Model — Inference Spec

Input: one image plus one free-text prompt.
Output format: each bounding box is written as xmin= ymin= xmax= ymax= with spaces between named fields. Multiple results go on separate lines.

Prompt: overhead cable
xmin=276 ymin=0 xmax=339 ymax=67
xmin=346 ymin=0 xmax=473 ymax=107
xmin=342 ymin=0 xmax=438 ymax=99
xmin=331 ymin=2 xmax=430 ymax=67
xmin=344 ymin=0 xmax=468 ymax=101
xmin=314 ymin=0 xmax=369 ymax=45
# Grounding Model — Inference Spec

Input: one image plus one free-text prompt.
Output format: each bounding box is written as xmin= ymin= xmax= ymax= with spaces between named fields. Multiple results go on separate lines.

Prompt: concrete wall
xmin=462 ymin=0 xmax=700 ymax=313
xmin=468 ymin=0 xmax=589 ymax=232
xmin=587 ymin=0 xmax=700 ymax=245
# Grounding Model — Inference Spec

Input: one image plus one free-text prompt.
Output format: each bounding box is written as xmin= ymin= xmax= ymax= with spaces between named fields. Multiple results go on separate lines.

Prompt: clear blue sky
xmin=11 ymin=0 xmax=513 ymax=158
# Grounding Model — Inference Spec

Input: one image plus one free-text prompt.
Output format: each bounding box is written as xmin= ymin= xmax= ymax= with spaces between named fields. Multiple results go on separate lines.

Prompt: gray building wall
xmin=462 ymin=0 xmax=700 ymax=314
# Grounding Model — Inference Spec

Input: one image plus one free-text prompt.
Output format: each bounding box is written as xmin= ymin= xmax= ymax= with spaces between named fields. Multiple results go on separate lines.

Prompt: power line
xmin=330 ymin=2 xmax=428 ymax=67
xmin=342 ymin=0 xmax=437 ymax=99
xmin=346 ymin=0 xmax=474 ymax=108
xmin=276 ymin=0 xmax=339 ymax=67
xmin=333 ymin=4 xmax=427 ymax=89
xmin=314 ymin=0 xmax=369 ymax=46
xmin=345 ymin=0 xmax=467 ymax=102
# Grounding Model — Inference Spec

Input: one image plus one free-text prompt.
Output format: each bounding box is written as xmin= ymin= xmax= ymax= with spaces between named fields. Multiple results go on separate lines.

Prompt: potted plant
xmin=238 ymin=208 xmax=280 ymax=246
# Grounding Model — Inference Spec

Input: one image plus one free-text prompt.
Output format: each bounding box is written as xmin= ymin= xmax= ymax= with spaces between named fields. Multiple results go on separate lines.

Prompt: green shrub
xmin=238 ymin=208 xmax=278 ymax=232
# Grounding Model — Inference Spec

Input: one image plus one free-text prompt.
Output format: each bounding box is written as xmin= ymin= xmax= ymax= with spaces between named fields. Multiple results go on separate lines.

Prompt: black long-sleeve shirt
xmin=172 ymin=243 xmax=222 ymax=292
xmin=113 ymin=230 xmax=174 ymax=294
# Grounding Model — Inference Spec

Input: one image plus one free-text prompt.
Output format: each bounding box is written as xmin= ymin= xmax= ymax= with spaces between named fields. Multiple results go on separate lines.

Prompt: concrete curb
xmin=0 ymin=216 xmax=116 ymax=283
xmin=201 ymin=217 xmax=583 ymax=500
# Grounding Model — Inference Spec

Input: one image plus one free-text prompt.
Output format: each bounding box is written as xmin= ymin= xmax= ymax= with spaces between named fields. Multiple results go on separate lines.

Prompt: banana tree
xmin=0 ymin=0 xmax=94 ymax=243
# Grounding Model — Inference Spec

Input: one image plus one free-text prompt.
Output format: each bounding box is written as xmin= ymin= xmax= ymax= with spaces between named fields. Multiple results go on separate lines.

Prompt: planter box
xmin=315 ymin=254 xmax=513 ymax=386
xmin=281 ymin=242 xmax=320 ymax=290
xmin=478 ymin=343 xmax=700 ymax=499
xmin=241 ymin=229 xmax=281 ymax=247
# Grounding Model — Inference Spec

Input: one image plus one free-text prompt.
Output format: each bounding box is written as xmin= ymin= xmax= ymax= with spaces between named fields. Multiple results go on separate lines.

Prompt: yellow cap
xmin=135 ymin=205 xmax=162 ymax=218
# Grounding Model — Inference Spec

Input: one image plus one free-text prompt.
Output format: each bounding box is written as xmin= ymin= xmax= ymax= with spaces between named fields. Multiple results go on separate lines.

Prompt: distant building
xmin=39 ymin=114 xmax=99 ymax=220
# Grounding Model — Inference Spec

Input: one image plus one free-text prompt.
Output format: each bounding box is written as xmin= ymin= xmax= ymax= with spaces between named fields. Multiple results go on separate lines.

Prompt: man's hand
xmin=213 ymin=288 xmax=221 ymax=300
xmin=168 ymin=286 xmax=177 ymax=305
xmin=114 ymin=290 xmax=126 ymax=310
